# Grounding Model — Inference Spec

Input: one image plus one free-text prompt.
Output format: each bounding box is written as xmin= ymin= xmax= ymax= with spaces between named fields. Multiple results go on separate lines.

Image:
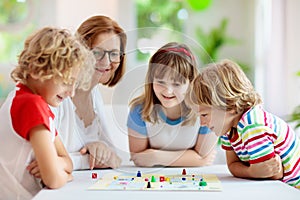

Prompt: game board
xmin=89 ymin=169 xmax=222 ymax=191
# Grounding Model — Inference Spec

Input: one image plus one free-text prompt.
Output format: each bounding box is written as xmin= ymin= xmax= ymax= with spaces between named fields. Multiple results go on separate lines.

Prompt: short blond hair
xmin=190 ymin=59 xmax=262 ymax=113
xmin=11 ymin=27 xmax=95 ymax=90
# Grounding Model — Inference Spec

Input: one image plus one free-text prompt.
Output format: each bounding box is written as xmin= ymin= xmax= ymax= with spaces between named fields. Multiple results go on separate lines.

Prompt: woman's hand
xmin=80 ymin=141 xmax=121 ymax=169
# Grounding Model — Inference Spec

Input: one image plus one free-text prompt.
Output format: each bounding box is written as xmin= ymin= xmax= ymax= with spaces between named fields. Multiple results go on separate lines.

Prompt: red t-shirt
xmin=10 ymin=84 xmax=57 ymax=140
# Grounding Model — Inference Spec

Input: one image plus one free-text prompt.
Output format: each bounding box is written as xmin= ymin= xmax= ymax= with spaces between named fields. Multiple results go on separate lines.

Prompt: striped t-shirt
xmin=221 ymin=105 xmax=300 ymax=188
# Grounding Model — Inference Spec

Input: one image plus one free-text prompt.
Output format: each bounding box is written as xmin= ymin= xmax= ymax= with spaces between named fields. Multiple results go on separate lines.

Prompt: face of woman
xmin=91 ymin=32 xmax=121 ymax=86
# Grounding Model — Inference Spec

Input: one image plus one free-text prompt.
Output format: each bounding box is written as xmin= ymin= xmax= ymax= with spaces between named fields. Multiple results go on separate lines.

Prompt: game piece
xmin=199 ymin=180 xmax=207 ymax=186
xmin=151 ymin=175 xmax=156 ymax=182
xmin=192 ymin=174 xmax=195 ymax=181
xmin=159 ymin=176 xmax=165 ymax=182
xmin=92 ymin=172 xmax=97 ymax=179
xmin=136 ymin=170 xmax=142 ymax=177
xmin=147 ymin=181 xmax=151 ymax=188
xmin=89 ymin=171 xmax=222 ymax=191
xmin=182 ymin=169 xmax=186 ymax=175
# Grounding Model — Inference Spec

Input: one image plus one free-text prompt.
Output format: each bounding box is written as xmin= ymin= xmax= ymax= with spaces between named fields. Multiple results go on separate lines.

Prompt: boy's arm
xmin=54 ymin=135 xmax=73 ymax=175
xmin=29 ymin=125 xmax=73 ymax=189
xmin=226 ymin=150 xmax=283 ymax=179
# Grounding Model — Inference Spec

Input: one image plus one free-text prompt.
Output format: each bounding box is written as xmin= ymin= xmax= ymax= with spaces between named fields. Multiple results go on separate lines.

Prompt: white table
xmin=33 ymin=165 xmax=299 ymax=200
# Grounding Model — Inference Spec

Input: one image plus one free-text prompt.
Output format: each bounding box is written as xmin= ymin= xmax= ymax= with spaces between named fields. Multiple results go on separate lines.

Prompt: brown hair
xmin=76 ymin=15 xmax=127 ymax=87
xmin=130 ymin=42 xmax=199 ymax=125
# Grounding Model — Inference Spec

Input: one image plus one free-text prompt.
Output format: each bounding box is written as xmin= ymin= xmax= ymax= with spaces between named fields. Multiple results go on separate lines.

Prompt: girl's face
xmin=153 ymin=74 xmax=189 ymax=109
xmin=29 ymin=67 xmax=80 ymax=107
xmin=91 ymin=32 xmax=121 ymax=86
xmin=197 ymin=105 xmax=234 ymax=136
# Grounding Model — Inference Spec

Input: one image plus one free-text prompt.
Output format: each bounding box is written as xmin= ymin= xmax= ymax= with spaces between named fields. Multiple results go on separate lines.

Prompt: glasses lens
xmin=92 ymin=48 xmax=122 ymax=62
xmin=92 ymin=49 xmax=105 ymax=60
xmin=109 ymin=50 xmax=121 ymax=62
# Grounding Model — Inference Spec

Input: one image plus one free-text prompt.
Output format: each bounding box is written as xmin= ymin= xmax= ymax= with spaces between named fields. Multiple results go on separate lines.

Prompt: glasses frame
xmin=92 ymin=47 xmax=124 ymax=63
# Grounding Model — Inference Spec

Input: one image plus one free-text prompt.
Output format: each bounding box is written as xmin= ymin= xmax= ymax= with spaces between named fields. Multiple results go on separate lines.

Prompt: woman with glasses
xmin=50 ymin=15 xmax=127 ymax=170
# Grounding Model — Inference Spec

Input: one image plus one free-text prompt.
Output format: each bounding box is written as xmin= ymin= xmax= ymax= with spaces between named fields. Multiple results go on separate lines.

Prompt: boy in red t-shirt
xmin=0 ymin=27 xmax=95 ymax=199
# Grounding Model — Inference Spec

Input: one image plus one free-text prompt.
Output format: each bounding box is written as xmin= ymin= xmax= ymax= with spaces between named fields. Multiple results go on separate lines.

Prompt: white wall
xmin=38 ymin=0 xmax=134 ymax=32
xmin=1 ymin=0 xmax=299 ymax=164
xmin=286 ymin=0 xmax=300 ymax=117
xmin=2 ymin=0 xmax=300 ymax=118
xmin=187 ymin=0 xmax=255 ymax=69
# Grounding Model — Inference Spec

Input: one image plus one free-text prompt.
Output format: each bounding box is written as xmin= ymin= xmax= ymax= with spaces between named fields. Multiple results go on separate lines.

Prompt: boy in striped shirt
xmin=189 ymin=59 xmax=300 ymax=189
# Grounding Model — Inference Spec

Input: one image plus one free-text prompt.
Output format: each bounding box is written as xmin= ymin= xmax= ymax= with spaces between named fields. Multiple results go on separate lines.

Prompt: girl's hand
xmin=130 ymin=149 xmax=157 ymax=167
xmin=200 ymin=149 xmax=217 ymax=166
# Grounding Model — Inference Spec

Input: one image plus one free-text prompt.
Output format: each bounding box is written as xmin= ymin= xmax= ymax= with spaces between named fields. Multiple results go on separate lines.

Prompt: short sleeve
xmin=220 ymin=135 xmax=233 ymax=151
xmin=241 ymin=126 xmax=275 ymax=164
xmin=11 ymin=94 xmax=55 ymax=140
xmin=198 ymin=126 xmax=211 ymax=134
xmin=127 ymin=104 xmax=147 ymax=136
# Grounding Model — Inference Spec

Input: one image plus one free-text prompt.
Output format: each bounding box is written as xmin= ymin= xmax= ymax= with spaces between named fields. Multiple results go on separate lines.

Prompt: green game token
xmin=199 ymin=181 xmax=207 ymax=186
xmin=151 ymin=176 xmax=156 ymax=182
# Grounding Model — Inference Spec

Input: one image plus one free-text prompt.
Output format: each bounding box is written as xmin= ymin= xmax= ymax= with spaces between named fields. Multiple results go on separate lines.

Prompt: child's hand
xmin=130 ymin=149 xmax=158 ymax=167
xmin=67 ymin=173 xmax=73 ymax=182
xmin=201 ymin=149 xmax=217 ymax=166
xmin=26 ymin=160 xmax=41 ymax=178
xmin=249 ymin=154 xmax=282 ymax=178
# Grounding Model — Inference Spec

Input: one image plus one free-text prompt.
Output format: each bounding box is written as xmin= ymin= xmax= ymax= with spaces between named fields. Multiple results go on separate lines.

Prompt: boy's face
xmin=31 ymin=67 xmax=80 ymax=107
xmin=197 ymin=105 xmax=233 ymax=136
xmin=153 ymin=75 xmax=189 ymax=109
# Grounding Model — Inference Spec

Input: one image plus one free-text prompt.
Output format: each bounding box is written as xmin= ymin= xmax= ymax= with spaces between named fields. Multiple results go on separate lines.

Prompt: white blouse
xmin=52 ymin=85 xmax=114 ymax=170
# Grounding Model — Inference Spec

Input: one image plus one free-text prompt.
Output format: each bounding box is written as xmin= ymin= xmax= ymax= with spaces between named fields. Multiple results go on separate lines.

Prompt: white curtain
xmin=254 ymin=0 xmax=297 ymax=118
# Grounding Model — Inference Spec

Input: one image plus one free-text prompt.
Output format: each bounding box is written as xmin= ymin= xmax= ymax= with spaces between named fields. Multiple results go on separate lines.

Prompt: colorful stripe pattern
xmin=221 ymin=105 xmax=300 ymax=188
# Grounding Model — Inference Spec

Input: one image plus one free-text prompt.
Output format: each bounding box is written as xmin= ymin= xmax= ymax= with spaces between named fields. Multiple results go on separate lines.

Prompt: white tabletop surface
xmin=33 ymin=164 xmax=299 ymax=200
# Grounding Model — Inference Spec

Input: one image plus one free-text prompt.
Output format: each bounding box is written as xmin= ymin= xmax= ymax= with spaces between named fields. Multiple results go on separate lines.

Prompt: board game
xmin=89 ymin=169 xmax=222 ymax=191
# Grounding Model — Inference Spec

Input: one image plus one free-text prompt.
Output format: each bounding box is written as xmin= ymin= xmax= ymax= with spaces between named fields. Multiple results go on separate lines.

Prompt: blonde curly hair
xmin=190 ymin=59 xmax=262 ymax=113
xmin=11 ymin=27 xmax=95 ymax=90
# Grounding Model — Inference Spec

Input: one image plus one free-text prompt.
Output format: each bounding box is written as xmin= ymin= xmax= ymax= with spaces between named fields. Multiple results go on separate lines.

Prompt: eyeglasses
xmin=92 ymin=47 xmax=123 ymax=63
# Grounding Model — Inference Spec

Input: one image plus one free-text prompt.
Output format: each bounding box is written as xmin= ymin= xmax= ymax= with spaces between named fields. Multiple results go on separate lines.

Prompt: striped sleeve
xmin=220 ymin=135 xmax=233 ymax=151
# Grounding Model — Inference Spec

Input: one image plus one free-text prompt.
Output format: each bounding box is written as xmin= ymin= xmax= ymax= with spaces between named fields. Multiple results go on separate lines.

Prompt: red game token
xmin=92 ymin=172 xmax=98 ymax=179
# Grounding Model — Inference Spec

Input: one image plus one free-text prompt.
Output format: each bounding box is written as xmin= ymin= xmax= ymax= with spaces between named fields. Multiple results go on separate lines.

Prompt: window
xmin=0 ymin=0 xmax=36 ymax=101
